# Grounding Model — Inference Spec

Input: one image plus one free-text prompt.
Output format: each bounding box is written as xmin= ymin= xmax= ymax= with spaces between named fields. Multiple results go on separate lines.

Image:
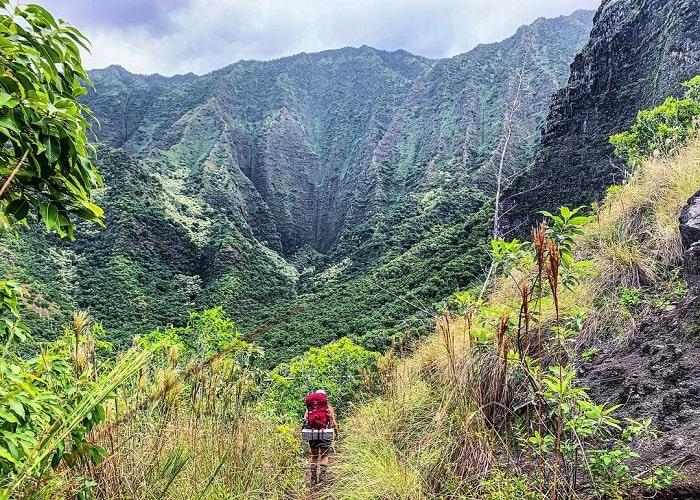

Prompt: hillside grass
xmin=489 ymin=135 xmax=700 ymax=343
xmin=91 ymin=409 xmax=303 ymax=499
xmin=331 ymin=317 xmax=516 ymax=498
xmin=577 ymin=135 xmax=700 ymax=341
xmin=331 ymin=135 xmax=700 ymax=498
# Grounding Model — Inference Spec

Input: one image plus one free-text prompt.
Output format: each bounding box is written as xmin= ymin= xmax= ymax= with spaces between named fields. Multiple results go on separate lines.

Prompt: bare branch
xmin=493 ymin=66 xmax=526 ymax=240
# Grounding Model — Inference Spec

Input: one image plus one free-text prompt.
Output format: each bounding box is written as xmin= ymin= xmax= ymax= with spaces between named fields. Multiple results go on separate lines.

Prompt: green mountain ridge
xmin=1 ymin=10 xmax=594 ymax=364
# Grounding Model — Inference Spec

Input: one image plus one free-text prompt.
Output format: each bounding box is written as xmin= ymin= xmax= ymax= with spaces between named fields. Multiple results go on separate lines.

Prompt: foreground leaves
xmin=0 ymin=0 xmax=103 ymax=238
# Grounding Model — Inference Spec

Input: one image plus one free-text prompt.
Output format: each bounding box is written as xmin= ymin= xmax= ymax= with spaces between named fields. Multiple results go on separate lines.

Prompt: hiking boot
xmin=310 ymin=466 xmax=318 ymax=484
xmin=318 ymin=464 xmax=328 ymax=483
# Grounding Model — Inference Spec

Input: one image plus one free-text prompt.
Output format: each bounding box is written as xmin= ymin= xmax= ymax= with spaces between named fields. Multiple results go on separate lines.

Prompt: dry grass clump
xmin=91 ymin=408 xmax=303 ymax=499
xmin=581 ymin=136 xmax=700 ymax=288
xmin=575 ymin=135 xmax=700 ymax=340
xmin=332 ymin=315 xmax=518 ymax=499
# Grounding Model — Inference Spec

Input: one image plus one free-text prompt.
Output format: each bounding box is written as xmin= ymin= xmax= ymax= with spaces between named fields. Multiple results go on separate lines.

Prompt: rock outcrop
xmin=681 ymin=191 xmax=700 ymax=290
xmin=503 ymin=0 xmax=700 ymax=236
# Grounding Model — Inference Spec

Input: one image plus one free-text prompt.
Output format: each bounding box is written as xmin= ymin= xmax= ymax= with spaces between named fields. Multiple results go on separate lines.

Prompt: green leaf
xmin=0 ymin=3 xmax=102 ymax=238
xmin=0 ymin=92 xmax=19 ymax=108
xmin=38 ymin=202 xmax=59 ymax=231
xmin=0 ymin=408 xmax=18 ymax=423
xmin=43 ymin=135 xmax=60 ymax=163
xmin=23 ymin=4 xmax=59 ymax=28
xmin=0 ymin=114 xmax=20 ymax=134
xmin=0 ymin=446 xmax=19 ymax=465
xmin=568 ymin=216 xmax=591 ymax=226
xmin=7 ymin=399 xmax=25 ymax=420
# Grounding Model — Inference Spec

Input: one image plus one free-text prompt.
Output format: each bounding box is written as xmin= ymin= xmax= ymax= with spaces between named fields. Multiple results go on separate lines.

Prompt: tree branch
xmin=0 ymin=150 xmax=29 ymax=199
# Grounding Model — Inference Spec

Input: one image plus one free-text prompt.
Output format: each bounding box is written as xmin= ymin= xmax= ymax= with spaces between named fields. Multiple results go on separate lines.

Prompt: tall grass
xmin=584 ymin=140 xmax=700 ymax=284
xmin=576 ymin=134 xmax=700 ymax=340
xmin=488 ymin=136 xmax=700 ymax=343
xmin=75 ymin=352 xmax=305 ymax=499
xmin=91 ymin=409 xmax=303 ymax=499
xmin=332 ymin=136 xmax=700 ymax=498
xmin=331 ymin=317 xmax=519 ymax=499
xmin=4 ymin=342 xmax=160 ymax=499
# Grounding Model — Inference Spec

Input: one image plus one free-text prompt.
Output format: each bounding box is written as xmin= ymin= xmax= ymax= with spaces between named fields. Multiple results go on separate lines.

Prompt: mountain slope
xmin=2 ymin=12 xmax=594 ymax=362
xmin=87 ymin=47 xmax=432 ymax=256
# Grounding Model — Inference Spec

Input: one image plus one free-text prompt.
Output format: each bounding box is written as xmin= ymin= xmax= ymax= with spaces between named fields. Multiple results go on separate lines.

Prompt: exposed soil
xmin=581 ymin=293 xmax=700 ymax=495
xmin=580 ymin=192 xmax=700 ymax=498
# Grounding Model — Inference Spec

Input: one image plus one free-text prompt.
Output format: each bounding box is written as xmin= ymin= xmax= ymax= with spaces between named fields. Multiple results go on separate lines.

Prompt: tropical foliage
xmin=610 ymin=75 xmax=700 ymax=169
xmin=0 ymin=0 xmax=103 ymax=238
xmin=0 ymin=5 xmax=155 ymax=497
xmin=0 ymin=12 xmax=594 ymax=363
xmin=264 ymin=337 xmax=379 ymax=418
xmin=0 ymin=2 xmax=697 ymax=498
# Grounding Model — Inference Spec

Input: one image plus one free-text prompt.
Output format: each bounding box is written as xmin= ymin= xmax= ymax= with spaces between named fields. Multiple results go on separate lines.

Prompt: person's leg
xmin=318 ymin=446 xmax=330 ymax=482
xmin=309 ymin=447 xmax=319 ymax=483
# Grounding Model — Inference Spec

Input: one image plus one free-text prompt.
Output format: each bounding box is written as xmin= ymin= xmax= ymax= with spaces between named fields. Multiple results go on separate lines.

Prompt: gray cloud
xmin=43 ymin=0 xmax=189 ymax=34
xmin=41 ymin=0 xmax=601 ymax=75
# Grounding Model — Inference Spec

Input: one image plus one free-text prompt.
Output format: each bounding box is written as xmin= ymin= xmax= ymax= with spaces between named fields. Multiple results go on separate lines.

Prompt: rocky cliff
xmin=681 ymin=191 xmax=700 ymax=289
xmin=503 ymin=0 xmax=700 ymax=235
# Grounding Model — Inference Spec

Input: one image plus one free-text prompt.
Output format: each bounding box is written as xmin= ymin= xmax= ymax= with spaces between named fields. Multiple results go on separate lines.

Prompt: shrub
xmin=0 ymin=1 xmax=103 ymax=237
xmin=610 ymin=75 xmax=700 ymax=169
xmin=263 ymin=337 xmax=378 ymax=419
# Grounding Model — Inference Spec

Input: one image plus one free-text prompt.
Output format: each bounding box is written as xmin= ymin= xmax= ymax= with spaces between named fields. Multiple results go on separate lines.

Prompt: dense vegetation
xmin=329 ymin=78 xmax=700 ymax=499
xmin=5 ymin=80 xmax=695 ymax=498
xmin=0 ymin=4 xmax=153 ymax=496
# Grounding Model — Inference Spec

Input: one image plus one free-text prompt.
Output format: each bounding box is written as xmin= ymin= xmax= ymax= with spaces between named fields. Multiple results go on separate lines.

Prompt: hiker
xmin=302 ymin=389 xmax=338 ymax=484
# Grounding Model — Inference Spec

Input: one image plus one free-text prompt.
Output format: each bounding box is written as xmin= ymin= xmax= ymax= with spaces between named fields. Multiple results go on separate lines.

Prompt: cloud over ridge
xmin=43 ymin=0 xmax=600 ymax=75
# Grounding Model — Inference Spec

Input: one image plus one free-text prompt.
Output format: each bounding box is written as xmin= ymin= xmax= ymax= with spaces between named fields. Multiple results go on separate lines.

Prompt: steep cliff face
xmin=503 ymin=0 xmax=700 ymax=235
xmin=84 ymin=13 xmax=593 ymax=261
xmin=87 ymin=48 xmax=431 ymax=256
xmin=328 ymin=11 xmax=594 ymax=260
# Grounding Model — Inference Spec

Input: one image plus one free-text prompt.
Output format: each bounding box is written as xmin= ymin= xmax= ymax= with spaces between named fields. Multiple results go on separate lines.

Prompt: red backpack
xmin=305 ymin=392 xmax=331 ymax=429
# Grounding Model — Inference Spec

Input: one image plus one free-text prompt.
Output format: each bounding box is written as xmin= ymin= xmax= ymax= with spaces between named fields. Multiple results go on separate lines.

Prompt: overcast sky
xmin=41 ymin=0 xmax=601 ymax=76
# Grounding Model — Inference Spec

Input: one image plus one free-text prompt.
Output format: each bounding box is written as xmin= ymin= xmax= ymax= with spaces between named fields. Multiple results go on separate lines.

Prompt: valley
xmin=2 ymin=11 xmax=594 ymax=363
xmin=2 ymin=0 xmax=700 ymax=497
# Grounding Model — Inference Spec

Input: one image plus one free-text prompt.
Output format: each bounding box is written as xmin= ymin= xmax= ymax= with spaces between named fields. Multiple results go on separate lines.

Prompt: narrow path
xmin=301 ymin=444 xmax=341 ymax=500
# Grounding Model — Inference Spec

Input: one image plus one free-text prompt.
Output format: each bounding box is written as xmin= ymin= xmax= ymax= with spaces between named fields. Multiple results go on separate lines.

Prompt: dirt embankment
xmin=582 ymin=191 xmax=700 ymax=498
